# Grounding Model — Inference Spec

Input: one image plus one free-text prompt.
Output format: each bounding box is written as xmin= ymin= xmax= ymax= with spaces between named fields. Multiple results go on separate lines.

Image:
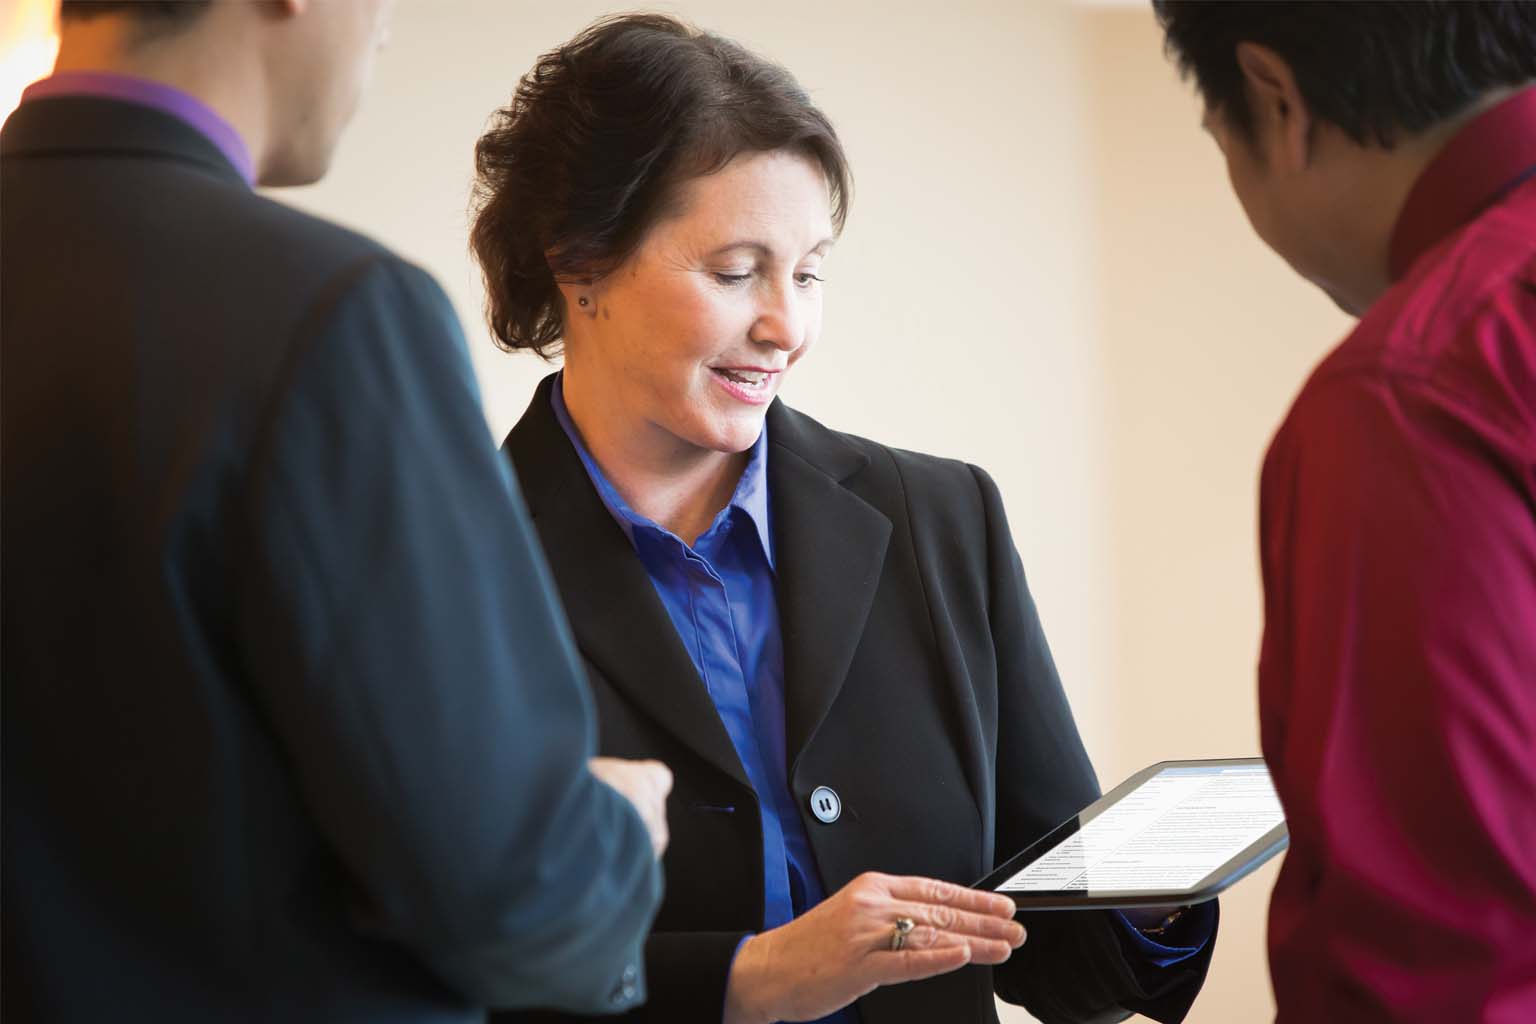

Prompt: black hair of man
xmin=1153 ymin=1 xmax=1536 ymax=147
xmin=59 ymin=0 xmax=212 ymax=35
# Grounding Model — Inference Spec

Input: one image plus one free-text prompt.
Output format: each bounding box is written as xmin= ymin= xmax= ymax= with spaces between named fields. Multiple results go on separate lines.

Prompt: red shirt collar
xmin=1389 ymin=86 xmax=1536 ymax=281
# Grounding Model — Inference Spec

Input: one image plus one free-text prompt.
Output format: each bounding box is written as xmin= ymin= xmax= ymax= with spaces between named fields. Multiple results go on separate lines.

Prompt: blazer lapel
xmin=767 ymin=403 xmax=892 ymax=774
xmin=504 ymin=376 xmax=750 ymax=788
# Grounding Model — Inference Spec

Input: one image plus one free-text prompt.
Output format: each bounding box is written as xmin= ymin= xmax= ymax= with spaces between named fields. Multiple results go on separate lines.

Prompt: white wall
xmin=281 ymin=2 xmax=1354 ymax=1020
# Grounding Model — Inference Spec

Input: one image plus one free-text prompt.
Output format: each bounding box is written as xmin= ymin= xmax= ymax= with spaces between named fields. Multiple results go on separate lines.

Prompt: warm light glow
xmin=1 ymin=0 xmax=60 ymax=123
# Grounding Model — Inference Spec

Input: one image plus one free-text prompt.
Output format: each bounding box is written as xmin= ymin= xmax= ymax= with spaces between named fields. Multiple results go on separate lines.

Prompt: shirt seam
xmin=1304 ymin=355 xmax=1533 ymax=449
xmin=237 ymin=254 xmax=400 ymax=670
xmin=1309 ymin=260 xmax=1536 ymax=438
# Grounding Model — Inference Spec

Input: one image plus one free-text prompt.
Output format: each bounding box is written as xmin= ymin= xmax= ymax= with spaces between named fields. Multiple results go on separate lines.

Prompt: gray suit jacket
xmin=1 ymin=95 xmax=660 ymax=1022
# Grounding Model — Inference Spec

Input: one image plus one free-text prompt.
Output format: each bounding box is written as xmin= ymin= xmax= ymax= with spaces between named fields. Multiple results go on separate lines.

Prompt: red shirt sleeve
xmin=1257 ymin=312 xmax=1536 ymax=1020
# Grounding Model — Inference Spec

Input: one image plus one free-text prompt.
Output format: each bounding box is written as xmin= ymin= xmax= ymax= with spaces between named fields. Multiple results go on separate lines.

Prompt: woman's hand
xmin=723 ymin=872 xmax=1026 ymax=1024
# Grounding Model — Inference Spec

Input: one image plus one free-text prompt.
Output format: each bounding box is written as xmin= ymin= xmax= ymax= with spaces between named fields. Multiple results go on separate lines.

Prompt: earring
xmin=577 ymin=296 xmax=590 ymax=307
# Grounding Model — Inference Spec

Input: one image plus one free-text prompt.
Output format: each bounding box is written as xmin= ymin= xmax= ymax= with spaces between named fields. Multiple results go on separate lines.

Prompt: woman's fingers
xmin=865 ymin=927 xmax=1013 ymax=986
xmin=882 ymin=875 xmax=1018 ymax=920
xmin=723 ymin=873 xmax=1023 ymax=1024
xmin=887 ymin=900 xmax=1026 ymax=947
xmin=959 ymin=936 xmax=1017 ymax=965
xmin=893 ymin=923 xmax=1015 ymax=966
xmin=874 ymin=875 xmax=1025 ymax=957
xmin=841 ymin=873 xmax=1025 ymax=981
xmin=868 ymin=942 xmax=972 ymax=987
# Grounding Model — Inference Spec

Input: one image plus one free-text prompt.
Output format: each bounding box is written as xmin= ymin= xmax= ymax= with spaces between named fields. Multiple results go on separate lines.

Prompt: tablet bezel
xmin=974 ymin=756 xmax=1289 ymax=911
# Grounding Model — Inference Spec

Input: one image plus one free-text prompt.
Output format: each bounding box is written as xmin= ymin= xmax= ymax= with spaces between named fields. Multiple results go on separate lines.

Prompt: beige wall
xmin=282 ymin=0 xmax=1117 ymax=758
xmin=1081 ymin=11 xmax=1351 ymax=1022
xmin=281 ymin=2 xmax=1353 ymax=1021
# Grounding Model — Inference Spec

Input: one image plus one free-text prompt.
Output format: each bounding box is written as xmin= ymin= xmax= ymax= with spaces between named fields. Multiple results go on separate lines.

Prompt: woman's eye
xmin=795 ymin=272 xmax=825 ymax=287
xmin=713 ymin=272 xmax=751 ymax=286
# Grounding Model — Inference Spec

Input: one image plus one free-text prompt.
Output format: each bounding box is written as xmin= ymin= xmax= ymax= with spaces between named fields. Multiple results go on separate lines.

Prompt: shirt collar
xmin=21 ymin=71 xmax=256 ymax=187
xmin=549 ymin=372 xmax=775 ymax=567
xmin=1389 ymin=85 xmax=1536 ymax=281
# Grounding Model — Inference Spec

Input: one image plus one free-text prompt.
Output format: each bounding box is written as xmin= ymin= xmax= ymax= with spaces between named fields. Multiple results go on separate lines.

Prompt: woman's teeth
xmin=717 ymin=369 xmax=768 ymax=386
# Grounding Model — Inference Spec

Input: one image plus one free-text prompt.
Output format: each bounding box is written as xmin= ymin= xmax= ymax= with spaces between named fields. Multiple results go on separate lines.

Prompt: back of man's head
xmin=53 ymin=0 xmax=391 ymax=187
xmin=60 ymin=1 xmax=213 ymax=30
xmin=1153 ymin=0 xmax=1536 ymax=149
xmin=1153 ymin=1 xmax=1536 ymax=314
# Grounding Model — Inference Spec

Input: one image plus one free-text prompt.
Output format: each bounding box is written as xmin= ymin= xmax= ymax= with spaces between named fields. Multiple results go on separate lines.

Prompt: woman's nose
xmin=748 ymin=284 xmax=806 ymax=352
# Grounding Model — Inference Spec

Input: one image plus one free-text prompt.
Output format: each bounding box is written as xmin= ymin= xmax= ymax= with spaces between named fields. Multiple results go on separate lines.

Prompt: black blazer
xmin=1 ymin=99 xmax=659 ymax=1021
xmin=501 ymin=376 xmax=1216 ymax=1023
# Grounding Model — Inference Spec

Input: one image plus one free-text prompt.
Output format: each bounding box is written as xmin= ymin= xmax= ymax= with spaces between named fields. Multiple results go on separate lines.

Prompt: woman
xmin=472 ymin=14 xmax=1217 ymax=1024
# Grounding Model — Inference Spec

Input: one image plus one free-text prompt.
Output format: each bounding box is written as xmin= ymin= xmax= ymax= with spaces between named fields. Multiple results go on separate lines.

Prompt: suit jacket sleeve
xmin=972 ymin=466 xmax=1215 ymax=1024
xmin=235 ymin=255 xmax=661 ymax=1013
xmin=638 ymin=931 xmax=749 ymax=1020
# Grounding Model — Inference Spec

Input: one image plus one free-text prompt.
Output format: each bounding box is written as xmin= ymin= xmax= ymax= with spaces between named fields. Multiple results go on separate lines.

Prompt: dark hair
xmin=470 ymin=13 xmax=852 ymax=358
xmin=1153 ymin=1 xmax=1536 ymax=147
xmin=60 ymin=1 xmax=211 ymax=27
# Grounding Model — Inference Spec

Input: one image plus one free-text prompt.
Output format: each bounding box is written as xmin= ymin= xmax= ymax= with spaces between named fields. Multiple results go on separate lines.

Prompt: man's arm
xmin=236 ymin=256 xmax=662 ymax=1013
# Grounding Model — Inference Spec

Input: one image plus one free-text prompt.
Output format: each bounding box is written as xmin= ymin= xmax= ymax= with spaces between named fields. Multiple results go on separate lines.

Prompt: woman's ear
xmin=1235 ymin=41 xmax=1314 ymax=172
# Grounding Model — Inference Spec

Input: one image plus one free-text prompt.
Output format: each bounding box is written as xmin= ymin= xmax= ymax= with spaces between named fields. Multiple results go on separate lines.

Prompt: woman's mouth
xmin=710 ymin=367 xmax=777 ymax=405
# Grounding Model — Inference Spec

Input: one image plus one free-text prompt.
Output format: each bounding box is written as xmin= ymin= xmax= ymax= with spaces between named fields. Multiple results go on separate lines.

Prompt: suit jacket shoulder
xmin=768 ymin=403 xmax=991 ymax=515
xmin=2 ymin=97 xmax=661 ymax=1023
xmin=766 ymin=402 xmax=999 ymax=591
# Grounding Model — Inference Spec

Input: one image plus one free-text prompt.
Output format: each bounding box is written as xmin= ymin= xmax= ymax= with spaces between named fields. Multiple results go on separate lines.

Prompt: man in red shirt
xmin=1152 ymin=3 xmax=1536 ymax=1021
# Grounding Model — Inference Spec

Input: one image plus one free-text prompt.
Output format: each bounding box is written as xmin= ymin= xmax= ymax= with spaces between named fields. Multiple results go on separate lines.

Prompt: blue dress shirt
xmin=551 ymin=380 xmax=827 ymax=926
xmin=549 ymin=376 xmax=1212 ymax=1019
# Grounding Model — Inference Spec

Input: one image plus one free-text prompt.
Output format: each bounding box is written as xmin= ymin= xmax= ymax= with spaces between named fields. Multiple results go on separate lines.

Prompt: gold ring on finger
xmin=889 ymin=916 xmax=916 ymax=951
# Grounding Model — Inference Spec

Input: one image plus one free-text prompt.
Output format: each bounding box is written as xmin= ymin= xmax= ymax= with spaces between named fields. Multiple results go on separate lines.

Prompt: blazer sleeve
xmin=235 ymin=255 xmax=661 ymax=1014
xmin=971 ymin=465 xmax=1215 ymax=1024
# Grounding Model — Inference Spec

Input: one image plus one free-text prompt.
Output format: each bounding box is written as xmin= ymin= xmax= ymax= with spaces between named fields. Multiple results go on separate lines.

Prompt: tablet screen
xmin=997 ymin=762 xmax=1283 ymax=894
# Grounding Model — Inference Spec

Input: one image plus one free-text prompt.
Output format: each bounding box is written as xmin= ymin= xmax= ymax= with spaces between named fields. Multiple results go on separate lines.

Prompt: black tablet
xmin=975 ymin=757 xmax=1288 ymax=910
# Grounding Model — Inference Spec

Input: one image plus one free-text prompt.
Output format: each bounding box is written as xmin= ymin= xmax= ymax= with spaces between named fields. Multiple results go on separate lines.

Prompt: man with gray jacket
xmin=1 ymin=1 xmax=668 ymax=1019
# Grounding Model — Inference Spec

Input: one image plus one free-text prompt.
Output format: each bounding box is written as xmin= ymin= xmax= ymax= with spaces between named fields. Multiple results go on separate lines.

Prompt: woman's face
xmin=562 ymin=149 xmax=835 ymax=460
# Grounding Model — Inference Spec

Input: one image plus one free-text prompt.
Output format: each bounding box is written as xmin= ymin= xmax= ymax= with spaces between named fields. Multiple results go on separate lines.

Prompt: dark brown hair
xmin=470 ymin=13 xmax=852 ymax=358
xmin=60 ymin=1 xmax=211 ymax=29
xmin=1154 ymin=1 xmax=1536 ymax=148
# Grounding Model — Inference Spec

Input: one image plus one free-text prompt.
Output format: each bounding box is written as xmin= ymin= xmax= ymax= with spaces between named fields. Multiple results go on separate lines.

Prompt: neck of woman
xmin=561 ymin=379 xmax=751 ymax=549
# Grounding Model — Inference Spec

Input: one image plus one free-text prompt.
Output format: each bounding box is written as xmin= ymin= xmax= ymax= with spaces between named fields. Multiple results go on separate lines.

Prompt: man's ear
xmin=1235 ymin=41 xmax=1313 ymax=171
xmin=256 ymin=0 xmax=304 ymax=21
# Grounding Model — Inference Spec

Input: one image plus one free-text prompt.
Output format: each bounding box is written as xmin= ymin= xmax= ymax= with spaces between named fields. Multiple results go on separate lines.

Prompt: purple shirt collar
xmin=22 ymin=70 xmax=255 ymax=186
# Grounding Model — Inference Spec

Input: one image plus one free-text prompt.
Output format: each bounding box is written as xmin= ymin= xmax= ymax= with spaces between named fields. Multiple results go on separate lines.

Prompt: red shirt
xmin=1259 ymin=88 xmax=1536 ymax=1023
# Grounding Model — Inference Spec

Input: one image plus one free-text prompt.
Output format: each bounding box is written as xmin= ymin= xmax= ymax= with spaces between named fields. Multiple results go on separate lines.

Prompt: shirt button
xmin=809 ymin=786 xmax=841 ymax=824
xmin=622 ymin=964 xmax=638 ymax=984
